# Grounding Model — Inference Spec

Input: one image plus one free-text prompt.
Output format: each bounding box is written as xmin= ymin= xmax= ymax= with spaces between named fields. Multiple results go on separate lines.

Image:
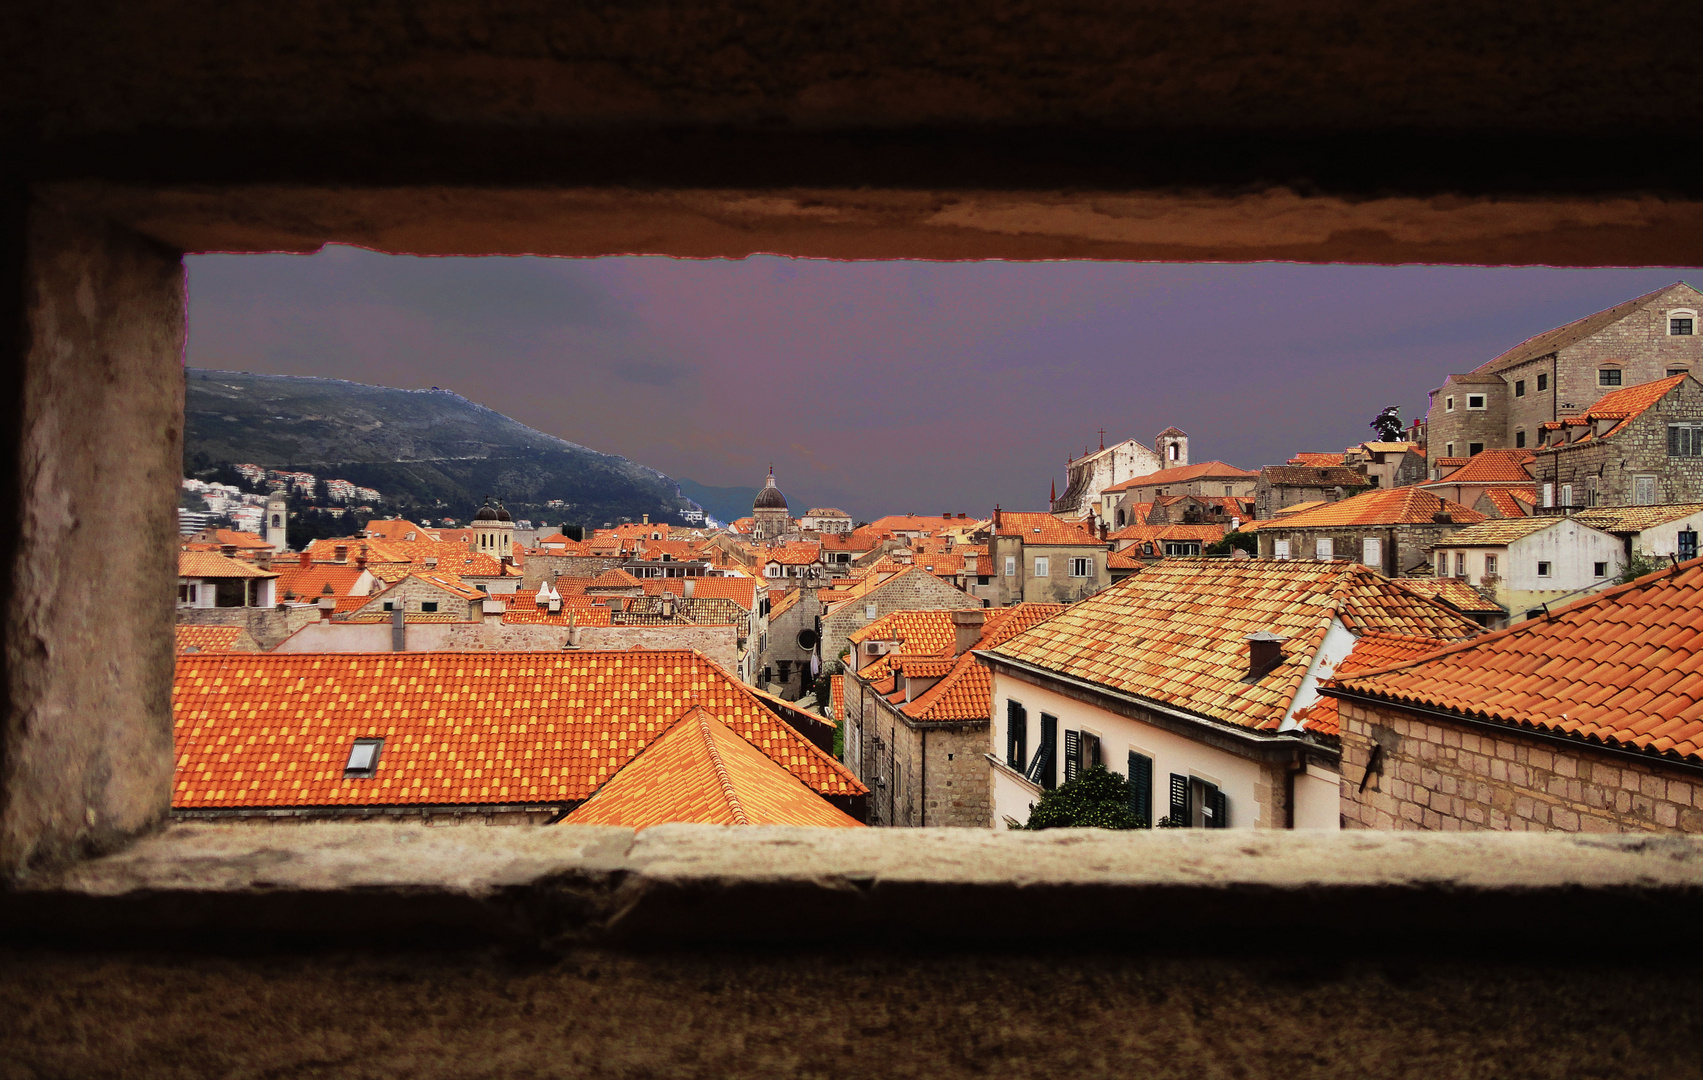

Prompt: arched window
xmin=1167 ymin=443 xmax=1179 ymax=461
xmin=1116 ymin=508 xmax=1126 ymax=527
xmin=1669 ymin=308 xmax=1697 ymax=336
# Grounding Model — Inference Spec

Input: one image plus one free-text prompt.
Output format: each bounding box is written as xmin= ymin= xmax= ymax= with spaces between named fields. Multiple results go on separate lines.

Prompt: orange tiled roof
xmin=1573 ymin=503 xmax=1703 ymax=534
xmin=273 ymin=563 xmax=367 ymax=601
xmin=588 ymin=568 xmax=643 ymax=589
xmin=1260 ymin=466 xmax=1372 ymax=488
xmin=1394 ymin=577 xmax=1506 ymax=616
xmin=1103 ymin=461 xmax=1258 ymax=493
xmin=1425 ymin=448 xmax=1535 ymax=485
xmin=993 ymin=512 xmax=1105 ymax=546
xmin=991 ymin=560 xmax=1480 ymax=732
xmin=172 ymin=650 xmax=865 ymax=810
xmin=562 ymin=707 xmax=863 ymax=829
xmin=1293 ymin=632 xmax=1453 ymax=736
xmin=1538 ymin=375 xmax=1688 ymax=447
xmin=1110 ymin=523 xmax=1227 ymax=544
xmin=1288 ymin=452 xmax=1348 ymax=467
xmin=179 ymin=550 xmax=279 ymax=579
xmin=902 ymin=605 xmax=1067 ymax=723
xmin=642 ymin=577 xmax=757 ymax=611
xmin=1331 ymin=559 xmax=1703 ymax=763
xmin=768 ymin=589 xmax=802 ymax=619
xmin=850 ymin=609 xmax=958 ymax=657
xmin=1482 ymin=487 xmax=1536 ymax=518
xmin=196 ymin=529 xmax=273 ymax=549
xmin=764 ymin=541 xmax=823 ymax=565
xmin=1107 ymin=550 xmax=1144 ymax=570
xmin=830 ymin=675 xmax=845 ymax=724
xmin=174 ymin=625 xmax=253 ymax=655
xmin=1269 ymin=487 xmax=1485 ymax=529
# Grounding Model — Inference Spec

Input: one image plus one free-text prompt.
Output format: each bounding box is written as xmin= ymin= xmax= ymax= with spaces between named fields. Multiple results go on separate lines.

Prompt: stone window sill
xmin=6 ymin=824 xmax=1703 ymax=955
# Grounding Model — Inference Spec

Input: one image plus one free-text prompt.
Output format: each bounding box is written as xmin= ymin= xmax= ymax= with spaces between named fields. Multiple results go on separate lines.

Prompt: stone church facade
xmin=1050 ymin=427 xmax=1186 ymax=521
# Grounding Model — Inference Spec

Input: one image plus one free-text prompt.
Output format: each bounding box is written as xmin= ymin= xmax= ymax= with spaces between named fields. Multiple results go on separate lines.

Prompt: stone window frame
xmin=1538 ymin=373 xmax=1551 ymax=392
xmin=1669 ymin=308 xmax=1698 ymax=336
xmin=1485 ymin=553 xmax=1498 ymax=576
xmin=1466 ymin=393 xmax=1487 ymax=410
xmin=1515 ymin=429 xmax=1527 ymax=448
xmin=1514 ymin=379 xmax=1527 ymax=397
xmin=1599 ymin=367 xmax=1623 ymax=387
xmin=1445 ymin=395 xmax=1456 ymax=412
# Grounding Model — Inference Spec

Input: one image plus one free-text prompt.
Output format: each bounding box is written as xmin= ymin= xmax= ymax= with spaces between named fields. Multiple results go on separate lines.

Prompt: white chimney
xmin=684 ymin=578 xmax=696 ymax=598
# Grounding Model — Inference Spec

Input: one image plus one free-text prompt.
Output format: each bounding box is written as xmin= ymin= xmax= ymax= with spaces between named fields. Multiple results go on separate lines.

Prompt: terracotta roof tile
xmin=1288 ymin=453 xmax=1348 ymax=467
xmin=1425 ymin=449 xmax=1535 ymax=485
xmin=993 ymin=512 xmax=1105 ymax=546
xmin=1103 ymin=461 xmax=1258 ymax=493
xmin=1260 ymin=466 xmax=1372 ymax=488
xmin=174 ymin=625 xmax=256 ymax=655
xmin=1573 ymin=503 xmax=1703 ymax=534
xmin=1294 ymin=632 xmax=1452 ymax=736
xmin=1431 ymin=516 xmax=1564 ymax=546
xmin=991 ymin=561 xmax=1480 ymax=732
xmin=1394 ymin=578 xmax=1506 ymax=616
xmin=1483 ymin=487 xmax=1536 ymax=518
xmin=173 ymin=650 xmax=864 ymax=810
xmin=1332 ymin=558 xmax=1703 ymax=764
xmin=561 ymin=707 xmax=863 ymax=829
xmin=1270 ymin=487 xmax=1484 ymax=529
xmin=642 ymin=577 xmax=758 ymax=611
xmin=1539 ymin=375 xmax=1688 ymax=447
xmin=178 ymin=551 xmax=279 ymax=579
xmin=273 ymin=563 xmax=368 ymax=601
xmin=902 ymin=605 xmax=1067 ymax=723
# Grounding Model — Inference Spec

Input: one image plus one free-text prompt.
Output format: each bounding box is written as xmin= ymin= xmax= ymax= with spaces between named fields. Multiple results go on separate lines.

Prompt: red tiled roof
xmin=850 ymin=610 xmax=958 ymax=666
xmin=991 ymin=560 xmax=1481 ymax=732
xmin=1425 ymin=449 xmax=1535 ymax=485
xmin=561 ymin=707 xmax=863 ymax=829
xmin=1294 ymin=632 xmax=1455 ymax=736
xmin=1102 ymin=461 xmax=1258 ymax=493
xmin=361 ymin=519 xmax=435 ymax=541
xmin=1482 ymin=487 xmax=1536 ymax=518
xmin=172 ymin=650 xmax=865 ymax=810
xmin=1395 ymin=577 xmax=1506 ymax=616
xmin=902 ymin=605 xmax=1067 ymax=723
xmin=1331 ymin=558 xmax=1703 ymax=763
xmin=1270 ymin=487 xmax=1485 ymax=529
xmin=643 ymin=577 xmax=757 ymax=611
xmin=764 ymin=541 xmax=823 ymax=565
xmin=195 ymin=529 xmax=273 ymax=549
xmin=1288 ymin=453 xmax=1347 ymax=467
xmin=830 ymin=675 xmax=845 ymax=724
xmin=174 ymin=625 xmax=255 ymax=655
xmin=179 ymin=550 xmax=278 ymax=579
xmin=1259 ymin=466 xmax=1372 ymax=488
xmin=588 ymin=568 xmax=643 ymax=589
xmin=1538 ymin=375 xmax=1688 ymax=447
xmin=273 ymin=563 xmax=367 ymax=601
xmin=993 ymin=512 xmax=1105 ymax=546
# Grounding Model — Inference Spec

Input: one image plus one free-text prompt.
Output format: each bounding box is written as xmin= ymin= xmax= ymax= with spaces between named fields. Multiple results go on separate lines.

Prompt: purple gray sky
xmin=186 ymin=249 xmax=1701 ymax=520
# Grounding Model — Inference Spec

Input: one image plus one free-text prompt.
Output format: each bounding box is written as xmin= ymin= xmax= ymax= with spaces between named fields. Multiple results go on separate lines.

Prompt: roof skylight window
xmin=344 ymin=738 xmax=383 ymax=778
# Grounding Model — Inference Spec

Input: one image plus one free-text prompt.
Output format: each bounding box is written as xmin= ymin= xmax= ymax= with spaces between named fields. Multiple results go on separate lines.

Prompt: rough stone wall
xmin=846 ymin=672 xmax=993 ymax=828
xmin=575 ymin=626 xmax=739 ymax=679
xmin=1340 ymin=698 xmax=1703 ymax=832
xmin=1552 ymin=295 xmax=1703 ymax=417
xmin=177 ymin=605 xmax=319 ymax=651
xmin=520 ymin=555 xmax=621 ymax=588
xmin=820 ymin=574 xmax=976 ymax=675
xmin=347 ymin=577 xmax=477 ymax=620
xmin=1426 ymin=378 xmax=1508 ymax=464
xmin=1502 ymin=356 xmax=1560 ymax=449
xmin=922 ymin=724 xmax=995 ymax=828
xmin=2 ymin=207 xmax=182 ymax=878
xmin=1538 ymin=378 xmax=1703 ymax=507
xmin=760 ymin=588 xmax=822 ymax=698
xmin=1258 ymin=524 xmax=1460 ymax=575
xmin=1253 ymin=478 xmax=1366 ymax=520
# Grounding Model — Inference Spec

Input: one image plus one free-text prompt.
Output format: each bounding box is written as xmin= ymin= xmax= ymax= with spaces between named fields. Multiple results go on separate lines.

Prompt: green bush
xmin=1020 ymin=765 xmax=1142 ymax=830
xmin=1619 ymin=550 xmax=1670 ymax=584
xmin=1205 ymin=530 xmax=1259 ymax=557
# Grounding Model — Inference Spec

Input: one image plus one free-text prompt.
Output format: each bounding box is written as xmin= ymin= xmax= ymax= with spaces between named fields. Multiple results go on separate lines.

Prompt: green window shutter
xmin=1203 ymin=784 xmax=1228 ymax=829
xmin=1006 ymin=701 xmax=1027 ymax=770
xmin=1169 ymin=773 xmax=1191 ymax=827
xmin=1128 ymin=752 xmax=1153 ymax=828
xmin=1063 ymin=730 xmax=1081 ymax=783
xmin=1039 ymin=714 xmax=1058 ymax=789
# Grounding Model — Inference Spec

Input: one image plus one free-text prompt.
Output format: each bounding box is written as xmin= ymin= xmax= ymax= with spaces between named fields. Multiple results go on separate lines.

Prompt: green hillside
xmin=184 ymin=369 xmax=703 ymax=527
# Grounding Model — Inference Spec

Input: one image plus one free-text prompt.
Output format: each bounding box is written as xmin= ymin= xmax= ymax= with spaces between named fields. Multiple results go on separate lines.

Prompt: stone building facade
xmin=845 ymin=671 xmax=996 ymax=828
xmin=818 ymin=567 xmax=980 ymax=672
xmin=1426 ymin=282 xmax=1703 ymax=467
xmin=1254 ymin=487 xmax=1483 ymax=576
xmin=987 ymin=510 xmax=1112 ymax=605
xmin=1336 ymin=696 xmax=1703 ymax=833
xmin=1534 ymin=373 xmax=1703 ymax=509
xmin=1253 ymin=466 xmax=1372 ymax=519
xmin=1049 ymin=429 xmax=1175 ymax=520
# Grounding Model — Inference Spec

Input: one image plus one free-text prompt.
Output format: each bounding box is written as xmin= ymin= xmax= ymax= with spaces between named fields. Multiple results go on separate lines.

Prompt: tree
xmin=1019 ymin=765 xmax=1142 ymax=830
xmin=1206 ymin=530 xmax=1258 ymax=556
xmin=1370 ymin=405 xmax=1403 ymax=442
xmin=1619 ymin=550 xmax=1670 ymax=584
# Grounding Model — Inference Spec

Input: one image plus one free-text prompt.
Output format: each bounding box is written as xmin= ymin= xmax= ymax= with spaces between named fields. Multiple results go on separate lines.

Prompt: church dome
xmin=475 ymin=500 xmax=512 ymax=523
xmin=753 ymin=470 xmax=788 ymax=511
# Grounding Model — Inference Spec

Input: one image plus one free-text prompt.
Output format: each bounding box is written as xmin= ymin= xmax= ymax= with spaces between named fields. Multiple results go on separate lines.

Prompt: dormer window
xmin=1670 ymin=309 xmax=1697 ymax=336
xmin=344 ymin=738 xmax=383 ymax=779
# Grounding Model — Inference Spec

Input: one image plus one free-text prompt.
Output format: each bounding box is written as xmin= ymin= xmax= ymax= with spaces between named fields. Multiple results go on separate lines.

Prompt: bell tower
xmin=1156 ymin=426 xmax=1189 ymax=467
xmin=264 ymin=488 xmax=289 ymax=553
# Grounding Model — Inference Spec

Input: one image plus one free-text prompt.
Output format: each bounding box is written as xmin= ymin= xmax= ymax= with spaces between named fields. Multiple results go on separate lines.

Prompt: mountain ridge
xmin=185 ymin=369 xmax=702 ymax=526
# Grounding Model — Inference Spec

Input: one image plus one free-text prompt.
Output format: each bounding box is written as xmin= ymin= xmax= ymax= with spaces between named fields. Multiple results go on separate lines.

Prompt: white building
xmin=1573 ymin=503 xmax=1703 ymax=564
xmin=1049 ymin=428 xmax=1181 ymax=522
xmin=800 ymin=507 xmax=853 ymax=533
xmin=1429 ymin=516 xmax=1625 ymax=622
xmin=177 ymin=551 xmax=278 ymax=609
xmin=979 ymin=559 xmax=1482 ymax=830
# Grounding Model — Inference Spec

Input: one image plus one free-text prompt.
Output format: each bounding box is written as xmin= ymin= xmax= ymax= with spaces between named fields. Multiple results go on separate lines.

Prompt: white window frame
xmin=1445 ymin=396 xmax=1455 ymax=412
xmin=1542 ymin=482 xmax=1554 ymax=508
xmin=1537 ymin=561 xmax=1552 ymax=578
xmin=1560 ymin=484 xmax=1573 ymax=507
xmin=1314 ymin=537 xmax=1334 ymax=560
xmin=1466 ymin=394 xmax=1486 ymax=410
xmin=1635 ymin=475 xmax=1658 ymax=506
xmin=1033 ymin=557 xmax=1050 ymax=578
xmin=1484 ymin=554 xmax=1498 ymax=576
xmin=1069 ymin=557 xmax=1091 ymax=577
xmin=1455 ymin=552 xmax=1466 ymax=578
xmin=1004 ymin=555 xmax=1016 ymax=577
xmin=1273 ymin=539 xmax=1290 ymax=560
xmin=1361 ymin=537 xmax=1381 ymax=568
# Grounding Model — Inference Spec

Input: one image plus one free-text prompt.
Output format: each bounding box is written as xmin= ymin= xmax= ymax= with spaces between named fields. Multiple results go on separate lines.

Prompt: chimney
xmin=425 ymin=556 xmax=438 ymax=569
xmin=357 ymin=544 xmax=369 ymax=568
xmin=299 ymin=551 xmax=312 ymax=569
xmin=1433 ymin=510 xmax=1454 ymax=524
xmin=643 ymin=514 xmax=649 ymax=525
xmin=390 ymin=605 xmax=406 ymax=652
xmin=317 ymin=596 xmax=335 ymax=623
xmin=334 ymin=544 xmax=348 ymax=564
xmin=1332 ymin=486 xmax=1346 ymax=502
xmin=993 ymin=504 xmax=1002 ymax=530
xmin=1099 ymin=519 xmax=1109 ymax=542
xmin=951 ymin=608 xmax=987 ymax=655
xmin=684 ymin=578 xmax=696 ymax=598
xmin=1245 ymin=632 xmax=1285 ymax=679
xmin=254 ymin=550 xmax=271 ymax=571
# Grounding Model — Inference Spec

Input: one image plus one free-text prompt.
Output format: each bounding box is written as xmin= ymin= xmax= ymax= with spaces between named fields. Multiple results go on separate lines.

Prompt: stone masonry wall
xmin=574 ymin=626 xmax=739 ymax=680
xmin=348 ymin=576 xmax=478 ymax=620
xmin=1256 ymin=523 xmax=1460 ymax=575
xmin=1538 ymin=376 xmax=1703 ymax=507
xmin=1340 ymin=697 xmax=1703 ymax=832
xmin=1427 ymin=377 xmax=1507 ymax=464
xmin=176 ymin=605 xmax=319 ymax=651
xmin=821 ymin=573 xmax=977 ymax=675
xmin=1552 ymin=297 xmax=1703 ymax=421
